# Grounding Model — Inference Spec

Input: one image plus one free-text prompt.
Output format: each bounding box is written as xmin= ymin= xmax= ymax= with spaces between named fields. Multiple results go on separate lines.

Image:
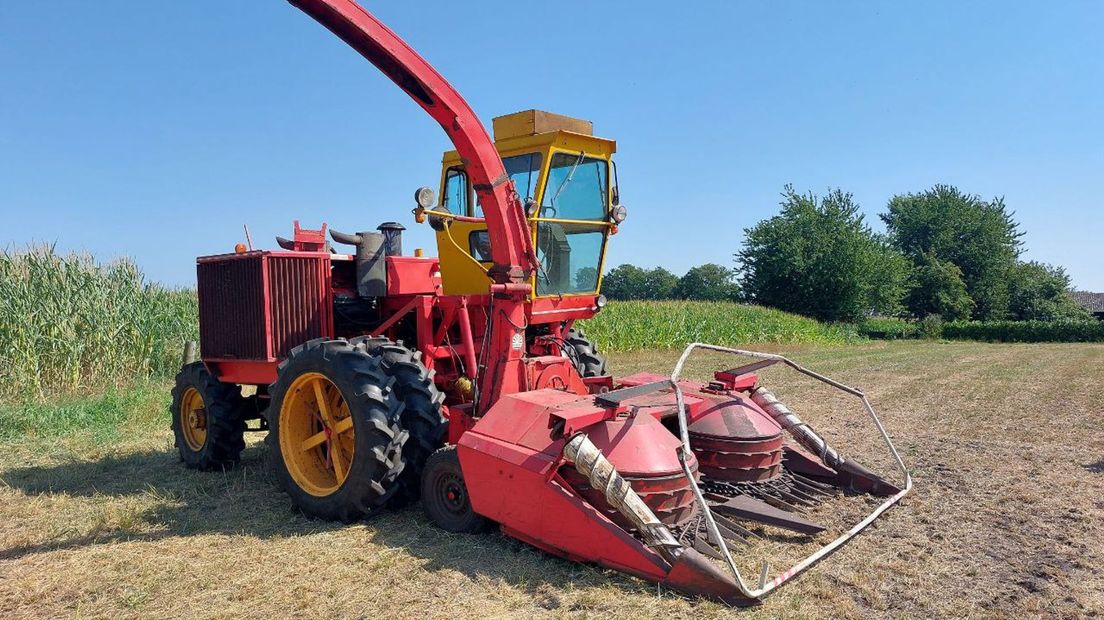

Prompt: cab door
xmin=434 ymin=154 xmax=544 ymax=296
xmin=434 ymin=166 xmax=493 ymax=295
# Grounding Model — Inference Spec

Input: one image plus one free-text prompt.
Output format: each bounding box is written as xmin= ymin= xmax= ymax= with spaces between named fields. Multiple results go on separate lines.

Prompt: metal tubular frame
xmin=669 ymin=342 xmax=913 ymax=600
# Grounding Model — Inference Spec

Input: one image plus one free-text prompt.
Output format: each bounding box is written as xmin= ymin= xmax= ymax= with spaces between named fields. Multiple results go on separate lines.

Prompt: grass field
xmin=1 ymin=341 xmax=1102 ymax=619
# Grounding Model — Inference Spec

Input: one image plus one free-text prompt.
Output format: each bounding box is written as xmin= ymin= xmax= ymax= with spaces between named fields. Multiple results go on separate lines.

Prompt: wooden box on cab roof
xmin=492 ymin=109 xmax=593 ymax=140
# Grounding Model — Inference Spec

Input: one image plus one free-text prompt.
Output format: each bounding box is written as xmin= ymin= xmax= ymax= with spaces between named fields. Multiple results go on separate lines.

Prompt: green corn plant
xmin=577 ymin=300 xmax=862 ymax=352
xmin=0 ymin=245 xmax=198 ymax=400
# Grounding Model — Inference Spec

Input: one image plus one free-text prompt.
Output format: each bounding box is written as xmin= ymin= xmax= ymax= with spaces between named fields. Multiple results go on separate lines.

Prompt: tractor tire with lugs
xmin=564 ymin=328 xmax=608 ymax=378
xmin=350 ymin=336 xmax=448 ymax=506
xmin=266 ymin=338 xmax=409 ymax=522
xmin=170 ymin=362 xmax=246 ymax=471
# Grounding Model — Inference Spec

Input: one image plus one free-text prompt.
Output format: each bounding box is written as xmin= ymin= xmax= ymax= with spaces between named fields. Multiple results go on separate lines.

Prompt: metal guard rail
xmin=669 ymin=342 xmax=913 ymax=600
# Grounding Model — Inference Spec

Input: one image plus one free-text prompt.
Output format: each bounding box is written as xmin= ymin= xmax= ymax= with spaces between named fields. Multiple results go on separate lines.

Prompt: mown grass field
xmin=2 ymin=341 xmax=1102 ymax=619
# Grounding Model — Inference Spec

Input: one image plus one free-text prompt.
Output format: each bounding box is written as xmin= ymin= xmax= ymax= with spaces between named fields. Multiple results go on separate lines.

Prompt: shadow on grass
xmin=0 ymin=445 xmax=649 ymax=601
xmin=0 ymin=446 xmax=322 ymax=558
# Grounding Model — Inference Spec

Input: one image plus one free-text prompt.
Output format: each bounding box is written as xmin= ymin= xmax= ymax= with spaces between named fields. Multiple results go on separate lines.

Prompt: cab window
xmin=442 ymin=167 xmax=468 ymax=214
xmin=540 ymin=153 xmax=608 ymax=221
xmin=474 ymin=153 xmax=543 ymax=217
xmin=469 ymin=230 xmax=492 ymax=262
xmin=535 ymin=223 xmax=605 ymax=296
xmin=506 ymin=152 xmax=543 ymax=203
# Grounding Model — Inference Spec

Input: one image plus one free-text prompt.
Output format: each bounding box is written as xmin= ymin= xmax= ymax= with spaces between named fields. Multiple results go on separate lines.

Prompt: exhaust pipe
xmin=330 ymin=229 xmax=387 ymax=297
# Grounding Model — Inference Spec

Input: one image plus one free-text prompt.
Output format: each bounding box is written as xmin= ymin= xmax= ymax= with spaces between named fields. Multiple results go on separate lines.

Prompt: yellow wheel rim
xmin=279 ymin=372 xmax=356 ymax=497
xmin=180 ymin=387 xmax=208 ymax=452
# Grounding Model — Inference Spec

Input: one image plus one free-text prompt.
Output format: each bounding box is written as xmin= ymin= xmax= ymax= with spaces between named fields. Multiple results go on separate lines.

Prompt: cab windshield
xmin=535 ymin=152 xmax=609 ymax=296
xmin=539 ymin=153 xmax=608 ymax=220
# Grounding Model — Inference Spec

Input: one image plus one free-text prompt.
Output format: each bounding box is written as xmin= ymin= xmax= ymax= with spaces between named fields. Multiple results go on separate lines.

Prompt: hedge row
xmin=941 ymin=320 xmax=1104 ymax=343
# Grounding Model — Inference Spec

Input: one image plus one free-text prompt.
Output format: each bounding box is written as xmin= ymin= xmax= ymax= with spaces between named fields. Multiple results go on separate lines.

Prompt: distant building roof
xmin=1071 ymin=291 xmax=1104 ymax=313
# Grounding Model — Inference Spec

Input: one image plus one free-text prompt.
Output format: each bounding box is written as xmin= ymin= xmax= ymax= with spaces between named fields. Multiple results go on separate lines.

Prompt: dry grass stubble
xmin=1 ymin=341 xmax=1102 ymax=618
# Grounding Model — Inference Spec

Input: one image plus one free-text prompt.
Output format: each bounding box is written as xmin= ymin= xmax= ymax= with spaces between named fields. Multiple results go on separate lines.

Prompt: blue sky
xmin=2 ymin=1 xmax=1102 ymax=290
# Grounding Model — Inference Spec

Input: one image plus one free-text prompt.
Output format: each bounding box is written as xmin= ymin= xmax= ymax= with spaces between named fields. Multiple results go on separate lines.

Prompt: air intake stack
xmin=329 ymin=229 xmax=386 ymax=297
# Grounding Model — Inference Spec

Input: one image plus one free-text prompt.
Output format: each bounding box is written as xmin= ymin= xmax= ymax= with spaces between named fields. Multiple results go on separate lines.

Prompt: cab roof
xmin=441 ymin=109 xmax=616 ymax=166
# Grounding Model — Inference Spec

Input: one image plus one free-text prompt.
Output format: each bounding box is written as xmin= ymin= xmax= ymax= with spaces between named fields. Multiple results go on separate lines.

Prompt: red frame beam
xmin=289 ymin=0 xmax=535 ymax=412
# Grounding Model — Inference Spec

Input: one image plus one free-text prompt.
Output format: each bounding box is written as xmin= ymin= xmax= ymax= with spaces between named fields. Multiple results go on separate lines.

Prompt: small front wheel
xmin=170 ymin=362 xmax=246 ymax=470
xmin=421 ymin=446 xmax=488 ymax=534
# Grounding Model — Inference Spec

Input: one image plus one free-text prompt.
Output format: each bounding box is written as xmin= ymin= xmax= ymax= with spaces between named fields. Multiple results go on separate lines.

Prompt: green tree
xmin=602 ymin=264 xmax=679 ymax=300
xmin=1007 ymin=261 xmax=1089 ymax=321
xmin=640 ymin=267 xmax=679 ymax=300
xmin=737 ymin=186 xmax=906 ymax=322
xmin=864 ymin=236 xmax=911 ymax=317
xmin=905 ymin=253 xmax=974 ymax=321
xmin=601 ymin=264 xmax=648 ymax=300
xmin=882 ymin=185 xmax=1023 ymax=319
xmin=575 ymin=266 xmax=598 ymax=291
xmin=676 ymin=263 xmax=741 ymax=301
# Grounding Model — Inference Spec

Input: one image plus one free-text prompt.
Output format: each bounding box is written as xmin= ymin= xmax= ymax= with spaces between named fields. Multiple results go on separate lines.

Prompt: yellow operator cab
xmin=431 ymin=110 xmax=619 ymax=297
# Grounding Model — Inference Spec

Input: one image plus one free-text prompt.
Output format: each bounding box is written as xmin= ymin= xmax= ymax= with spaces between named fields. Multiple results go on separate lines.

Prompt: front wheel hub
xmin=278 ymin=372 xmax=357 ymax=497
xmin=179 ymin=387 xmax=209 ymax=451
xmin=188 ymin=408 xmax=207 ymax=430
xmin=436 ymin=473 xmax=469 ymax=516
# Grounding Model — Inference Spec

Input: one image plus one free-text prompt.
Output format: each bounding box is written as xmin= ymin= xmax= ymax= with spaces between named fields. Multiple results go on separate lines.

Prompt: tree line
xmin=603 ymin=263 xmax=740 ymax=302
xmin=604 ymin=184 xmax=1088 ymax=324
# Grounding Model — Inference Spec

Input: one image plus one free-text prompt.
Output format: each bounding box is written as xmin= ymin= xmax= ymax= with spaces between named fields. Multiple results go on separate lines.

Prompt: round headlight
xmin=596 ymin=294 xmax=608 ymax=310
xmin=609 ymin=204 xmax=627 ymax=224
xmin=414 ymin=186 xmax=436 ymax=210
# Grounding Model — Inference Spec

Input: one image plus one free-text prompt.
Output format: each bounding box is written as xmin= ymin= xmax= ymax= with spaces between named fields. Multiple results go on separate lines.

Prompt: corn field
xmin=0 ymin=246 xmax=197 ymax=400
xmin=577 ymin=300 xmax=861 ymax=351
xmin=0 ymin=248 xmax=863 ymax=401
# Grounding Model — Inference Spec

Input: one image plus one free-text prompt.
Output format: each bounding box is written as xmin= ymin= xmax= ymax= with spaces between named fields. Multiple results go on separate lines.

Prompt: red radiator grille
xmin=267 ymin=254 xmax=333 ymax=358
xmin=197 ymin=252 xmax=333 ymax=362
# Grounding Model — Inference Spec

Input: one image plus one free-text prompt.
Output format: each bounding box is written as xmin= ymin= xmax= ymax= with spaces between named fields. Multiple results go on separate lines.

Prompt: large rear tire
xmin=170 ymin=362 xmax=246 ymax=471
xmin=266 ymin=338 xmax=408 ymax=522
xmin=351 ymin=336 xmax=447 ymax=506
xmin=564 ymin=328 xmax=608 ymax=378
